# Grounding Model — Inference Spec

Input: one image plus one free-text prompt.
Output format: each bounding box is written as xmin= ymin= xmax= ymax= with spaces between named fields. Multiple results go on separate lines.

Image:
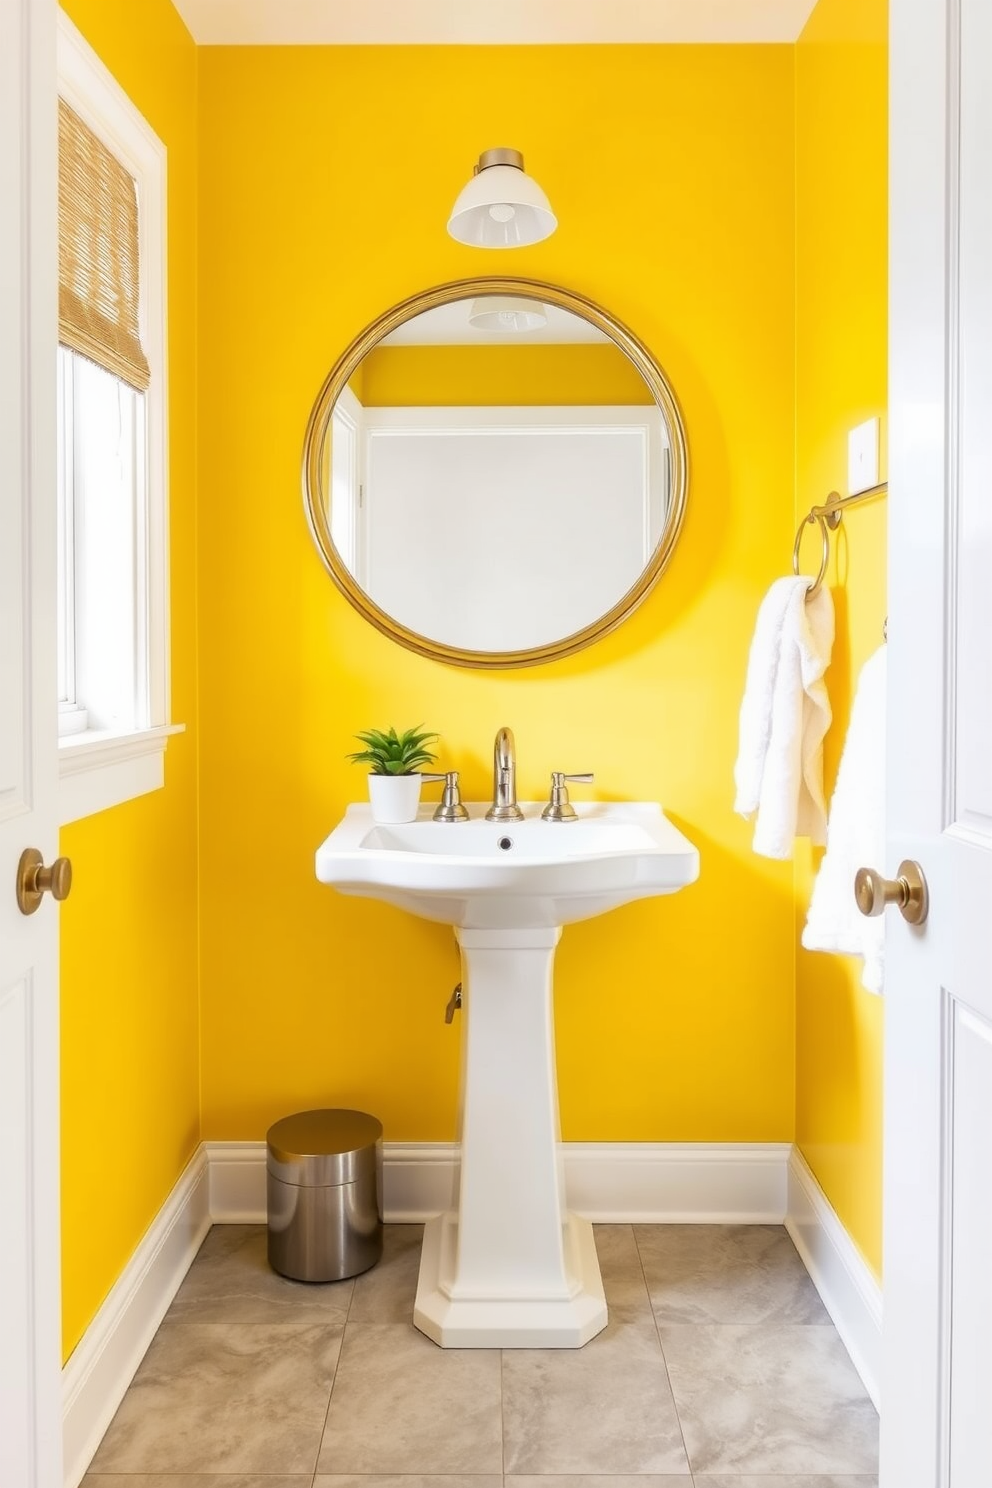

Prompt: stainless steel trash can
xmin=266 ymin=1108 xmax=383 ymax=1282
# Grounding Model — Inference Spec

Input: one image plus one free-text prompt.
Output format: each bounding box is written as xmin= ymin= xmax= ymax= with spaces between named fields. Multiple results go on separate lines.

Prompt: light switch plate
xmin=848 ymin=418 xmax=880 ymax=494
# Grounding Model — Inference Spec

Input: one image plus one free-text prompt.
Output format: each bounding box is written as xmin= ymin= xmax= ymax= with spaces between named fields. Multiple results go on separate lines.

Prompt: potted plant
xmin=347 ymin=724 xmax=439 ymax=824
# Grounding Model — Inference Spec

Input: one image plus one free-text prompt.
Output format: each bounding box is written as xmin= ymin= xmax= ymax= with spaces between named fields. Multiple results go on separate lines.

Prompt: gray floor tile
xmin=661 ymin=1324 xmax=878 ymax=1476
xmin=348 ymin=1223 xmax=424 ymax=1322
xmin=506 ymin=1478 xmax=691 ymax=1487
xmin=593 ymin=1224 xmax=655 ymax=1325
xmin=83 ymin=1223 xmax=880 ymax=1487
xmin=635 ymin=1225 xmax=829 ymax=1325
xmin=316 ymin=1478 xmax=503 ymax=1487
xmin=88 ymin=1321 xmax=342 ymax=1475
xmin=692 ymin=1476 xmax=878 ymax=1487
xmin=316 ymin=1323 xmax=502 ymax=1474
xmin=85 ymin=1478 xmax=310 ymax=1487
xmin=501 ymin=1322 xmax=690 ymax=1475
xmin=165 ymin=1222 xmax=354 ymax=1325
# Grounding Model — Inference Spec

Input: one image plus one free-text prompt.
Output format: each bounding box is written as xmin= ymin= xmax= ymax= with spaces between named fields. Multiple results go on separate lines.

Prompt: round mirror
xmin=302 ymin=279 xmax=688 ymax=668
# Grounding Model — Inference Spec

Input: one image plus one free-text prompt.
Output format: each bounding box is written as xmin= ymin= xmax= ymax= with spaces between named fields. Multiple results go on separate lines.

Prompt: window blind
xmin=58 ymin=98 xmax=150 ymax=392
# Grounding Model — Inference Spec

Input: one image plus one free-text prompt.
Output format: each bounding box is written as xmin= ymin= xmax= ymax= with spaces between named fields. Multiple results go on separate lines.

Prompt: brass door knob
xmin=16 ymin=848 xmax=73 ymax=916
xmin=854 ymin=859 xmax=929 ymax=926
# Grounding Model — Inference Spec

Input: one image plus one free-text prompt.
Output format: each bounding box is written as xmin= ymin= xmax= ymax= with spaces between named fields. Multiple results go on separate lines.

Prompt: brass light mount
xmin=854 ymin=859 xmax=929 ymax=926
xmin=16 ymin=847 xmax=73 ymax=916
xmin=475 ymin=148 xmax=525 ymax=174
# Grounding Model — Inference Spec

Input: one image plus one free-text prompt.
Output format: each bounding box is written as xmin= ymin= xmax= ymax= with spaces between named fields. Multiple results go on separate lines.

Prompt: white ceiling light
xmin=447 ymin=149 xmax=557 ymax=249
xmin=468 ymin=297 xmax=548 ymax=332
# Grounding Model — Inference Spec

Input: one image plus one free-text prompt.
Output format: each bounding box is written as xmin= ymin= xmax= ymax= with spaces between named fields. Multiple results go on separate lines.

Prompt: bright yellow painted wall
xmin=51 ymin=16 xmax=890 ymax=1359
xmin=196 ymin=46 xmax=798 ymax=1145
xmin=360 ymin=342 xmax=652 ymax=407
xmin=56 ymin=0 xmax=200 ymax=1359
xmin=795 ymin=0 xmax=888 ymax=1275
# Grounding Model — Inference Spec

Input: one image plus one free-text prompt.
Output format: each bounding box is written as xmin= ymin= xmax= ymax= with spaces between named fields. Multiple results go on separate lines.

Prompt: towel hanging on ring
xmin=734 ymin=576 xmax=835 ymax=859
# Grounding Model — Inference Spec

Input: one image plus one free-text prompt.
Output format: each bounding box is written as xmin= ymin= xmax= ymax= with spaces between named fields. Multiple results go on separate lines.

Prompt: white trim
xmin=361 ymin=403 xmax=669 ymax=440
xmin=205 ymin=1139 xmax=275 ymax=1222
xmin=785 ymin=1147 xmax=883 ymax=1410
xmin=55 ymin=11 xmax=174 ymax=819
xmin=58 ymin=724 xmax=185 ymax=825
xmin=61 ymin=1147 xmax=210 ymax=1488
xmin=207 ymin=1139 xmax=792 ymax=1226
xmin=57 ymin=702 xmax=88 ymax=737
xmin=564 ymin=1140 xmax=791 ymax=1222
xmin=170 ymin=0 xmax=820 ymax=47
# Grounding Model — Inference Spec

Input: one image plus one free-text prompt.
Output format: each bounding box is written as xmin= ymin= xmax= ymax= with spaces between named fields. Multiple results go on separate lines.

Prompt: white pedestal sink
xmin=315 ymin=801 xmax=699 ymax=1348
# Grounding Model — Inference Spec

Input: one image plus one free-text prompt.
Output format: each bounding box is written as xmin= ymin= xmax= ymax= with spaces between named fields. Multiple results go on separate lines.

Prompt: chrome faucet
xmin=486 ymin=726 xmax=524 ymax=822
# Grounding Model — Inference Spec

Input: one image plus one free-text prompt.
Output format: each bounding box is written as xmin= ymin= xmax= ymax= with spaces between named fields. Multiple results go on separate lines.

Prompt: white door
xmin=0 ymin=0 xmax=64 ymax=1485
xmin=882 ymin=0 xmax=992 ymax=1484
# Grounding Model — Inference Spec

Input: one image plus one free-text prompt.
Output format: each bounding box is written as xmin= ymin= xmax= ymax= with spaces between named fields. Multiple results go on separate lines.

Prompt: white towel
xmin=802 ymin=645 xmax=887 ymax=994
xmin=734 ymin=576 xmax=835 ymax=859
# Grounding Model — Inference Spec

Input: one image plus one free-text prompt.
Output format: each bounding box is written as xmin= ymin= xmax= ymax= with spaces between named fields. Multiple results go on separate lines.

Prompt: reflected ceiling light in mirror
xmin=468 ymin=296 xmax=548 ymax=332
xmin=447 ymin=149 xmax=557 ymax=248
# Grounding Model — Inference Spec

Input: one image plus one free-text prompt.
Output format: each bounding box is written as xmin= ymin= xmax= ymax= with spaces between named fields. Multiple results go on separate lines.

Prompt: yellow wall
xmin=196 ymin=46 xmax=798 ymax=1146
xmin=57 ymin=0 xmax=200 ymax=1358
xmin=360 ymin=341 xmax=653 ymax=406
xmin=795 ymin=0 xmax=888 ymax=1275
xmin=55 ymin=15 xmax=890 ymax=1356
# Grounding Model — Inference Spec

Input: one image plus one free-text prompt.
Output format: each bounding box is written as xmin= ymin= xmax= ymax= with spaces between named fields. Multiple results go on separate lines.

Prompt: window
xmin=57 ymin=348 xmax=147 ymax=737
xmin=56 ymin=14 xmax=180 ymax=824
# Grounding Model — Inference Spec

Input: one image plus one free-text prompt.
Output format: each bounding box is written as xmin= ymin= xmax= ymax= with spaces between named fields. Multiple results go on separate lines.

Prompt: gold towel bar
xmin=792 ymin=480 xmax=888 ymax=597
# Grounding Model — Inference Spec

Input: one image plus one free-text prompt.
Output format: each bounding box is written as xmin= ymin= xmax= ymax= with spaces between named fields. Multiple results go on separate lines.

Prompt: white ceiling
xmin=381 ymin=301 xmax=609 ymax=347
xmin=171 ymin=0 xmax=819 ymax=47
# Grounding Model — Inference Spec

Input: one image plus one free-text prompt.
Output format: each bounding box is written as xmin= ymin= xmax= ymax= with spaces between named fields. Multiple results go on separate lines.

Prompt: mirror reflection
xmin=305 ymin=282 xmax=688 ymax=666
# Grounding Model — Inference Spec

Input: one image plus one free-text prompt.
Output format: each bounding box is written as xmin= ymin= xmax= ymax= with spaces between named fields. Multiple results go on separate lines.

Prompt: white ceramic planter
xmin=367 ymin=773 xmax=422 ymax=824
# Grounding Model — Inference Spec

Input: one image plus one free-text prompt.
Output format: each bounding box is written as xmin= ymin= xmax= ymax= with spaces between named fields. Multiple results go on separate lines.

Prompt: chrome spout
xmin=485 ymin=726 xmax=524 ymax=822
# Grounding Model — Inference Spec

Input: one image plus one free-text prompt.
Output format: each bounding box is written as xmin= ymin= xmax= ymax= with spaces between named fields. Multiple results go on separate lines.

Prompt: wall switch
xmin=848 ymin=418 xmax=880 ymax=494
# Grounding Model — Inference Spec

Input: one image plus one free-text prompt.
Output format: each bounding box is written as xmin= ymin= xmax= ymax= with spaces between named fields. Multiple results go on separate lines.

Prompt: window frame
xmin=56 ymin=11 xmax=182 ymax=825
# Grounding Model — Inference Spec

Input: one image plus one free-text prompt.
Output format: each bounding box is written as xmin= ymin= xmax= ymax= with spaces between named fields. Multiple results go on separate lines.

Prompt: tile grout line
xmin=630 ymin=1220 xmax=696 ymax=1479
xmin=499 ymin=1343 xmax=506 ymax=1483
xmin=308 ymin=1243 xmax=357 ymax=1484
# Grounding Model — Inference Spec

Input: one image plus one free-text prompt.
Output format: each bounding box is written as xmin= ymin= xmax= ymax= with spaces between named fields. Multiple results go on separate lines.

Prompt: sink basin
xmin=316 ymin=800 xmax=699 ymax=929
xmin=315 ymin=797 xmax=699 ymax=1350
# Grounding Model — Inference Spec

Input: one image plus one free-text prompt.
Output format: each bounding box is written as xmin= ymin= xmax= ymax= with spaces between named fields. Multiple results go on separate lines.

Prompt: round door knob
xmin=16 ymin=848 xmax=73 ymax=916
xmin=854 ymin=859 xmax=928 ymax=926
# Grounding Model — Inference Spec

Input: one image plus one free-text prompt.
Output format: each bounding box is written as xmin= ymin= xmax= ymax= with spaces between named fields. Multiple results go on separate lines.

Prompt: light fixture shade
xmin=468 ymin=296 xmax=548 ymax=332
xmin=447 ymin=148 xmax=557 ymax=248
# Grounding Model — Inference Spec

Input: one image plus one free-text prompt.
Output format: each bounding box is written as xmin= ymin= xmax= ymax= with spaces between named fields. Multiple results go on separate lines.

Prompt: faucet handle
xmin=430 ymin=770 xmax=469 ymax=822
xmin=541 ymin=771 xmax=594 ymax=822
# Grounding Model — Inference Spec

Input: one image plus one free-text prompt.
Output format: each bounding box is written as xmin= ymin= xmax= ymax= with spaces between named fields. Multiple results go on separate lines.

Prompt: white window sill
xmin=59 ymin=723 xmax=185 ymax=825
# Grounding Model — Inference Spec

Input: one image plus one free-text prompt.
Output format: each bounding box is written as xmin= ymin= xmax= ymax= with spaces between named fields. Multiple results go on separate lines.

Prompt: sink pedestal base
xmin=414 ymin=1210 xmax=606 ymax=1347
xmin=413 ymin=925 xmax=608 ymax=1349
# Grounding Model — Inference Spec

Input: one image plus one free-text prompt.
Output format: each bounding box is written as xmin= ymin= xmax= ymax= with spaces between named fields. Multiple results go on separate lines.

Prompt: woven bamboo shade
xmin=58 ymin=99 xmax=150 ymax=392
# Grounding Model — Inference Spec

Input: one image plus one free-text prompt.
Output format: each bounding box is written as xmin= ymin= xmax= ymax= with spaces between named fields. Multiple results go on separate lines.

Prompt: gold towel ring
xmin=792 ymin=511 xmax=830 ymax=597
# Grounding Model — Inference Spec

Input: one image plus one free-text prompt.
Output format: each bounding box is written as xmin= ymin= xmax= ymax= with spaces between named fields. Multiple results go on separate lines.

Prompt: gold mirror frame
xmin=302 ymin=277 xmax=689 ymax=669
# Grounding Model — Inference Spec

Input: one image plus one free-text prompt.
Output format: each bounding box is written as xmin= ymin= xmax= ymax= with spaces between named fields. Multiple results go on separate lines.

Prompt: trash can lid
xmin=266 ymin=1107 xmax=382 ymax=1187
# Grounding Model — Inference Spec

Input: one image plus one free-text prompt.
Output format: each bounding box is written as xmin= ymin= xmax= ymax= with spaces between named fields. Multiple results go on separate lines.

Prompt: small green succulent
xmin=347 ymin=725 xmax=439 ymax=776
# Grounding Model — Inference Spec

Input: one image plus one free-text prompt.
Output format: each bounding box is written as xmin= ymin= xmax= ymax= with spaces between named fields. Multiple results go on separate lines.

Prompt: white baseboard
xmin=563 ymin=1141 xmax=791 ymax=1221
xmin=206 ymin=1139 xmax=792 ymax=1224
xmin=61 ymin=1145 xmax=211 ymax=1488
xmin=63 ymin=1137 xmax=878 ymax=1488
xmin=785 ymin=1147 xmax=883 ymax=1409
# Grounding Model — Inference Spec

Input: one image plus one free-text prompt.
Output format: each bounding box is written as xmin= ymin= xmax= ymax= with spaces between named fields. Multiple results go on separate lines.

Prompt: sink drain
xmin=497 ymin=836 xmax=514 ymax=851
